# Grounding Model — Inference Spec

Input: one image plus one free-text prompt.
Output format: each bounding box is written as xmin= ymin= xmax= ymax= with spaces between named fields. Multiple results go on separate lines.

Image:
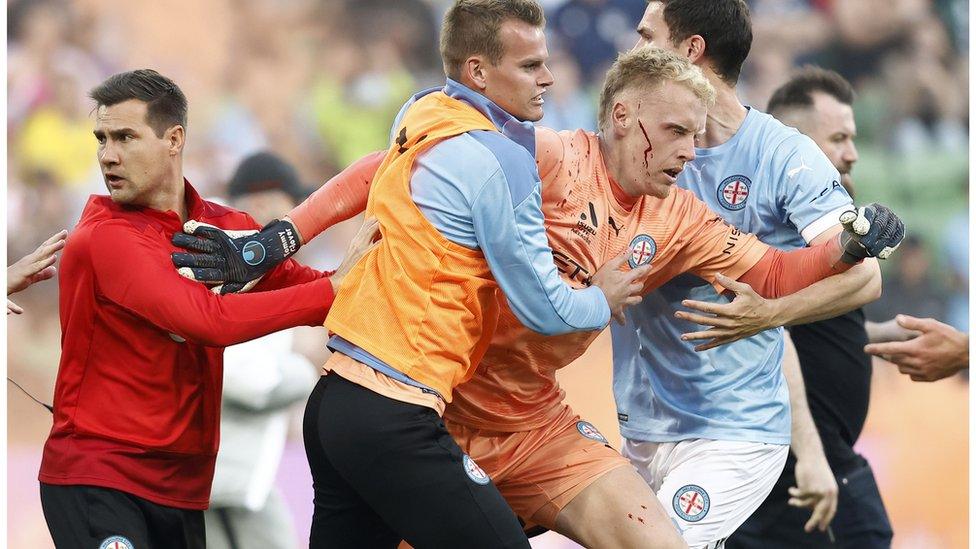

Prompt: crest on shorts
xmin=716 ymin=175 xmax=751 ymax=211
xmin=628 ymin=234 xmax=657 ymax=269
xmin=672 ymin=484 xmax=710 ymax=522
xmin=576 ymin=420 xmax=609 ymax=444
xmin=462 ymin=454 xmax=491 ymax=485
xmin=100 ymin=536 xmax=134 ymax=549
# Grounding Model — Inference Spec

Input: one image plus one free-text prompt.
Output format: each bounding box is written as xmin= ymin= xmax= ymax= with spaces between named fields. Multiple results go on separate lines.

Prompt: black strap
xmin=7 ymin=377 xmax=53 ymax=413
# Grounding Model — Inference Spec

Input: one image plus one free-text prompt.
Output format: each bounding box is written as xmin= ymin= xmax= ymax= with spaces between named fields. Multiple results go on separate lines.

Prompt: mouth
xmin=530 ymin=92 xmax=546 ymax=107
xmin=662 ymin=166 xmax=683 ymax=183
xmin=105 ymin=174 xmax=126 ymax=189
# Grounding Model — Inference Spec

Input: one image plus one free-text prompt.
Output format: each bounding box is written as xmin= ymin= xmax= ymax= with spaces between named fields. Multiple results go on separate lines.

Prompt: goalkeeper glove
xmin=838 ymin=203 xmax=905 ymax=264
xmin=171 ymin=218 xmax=300 ymax=294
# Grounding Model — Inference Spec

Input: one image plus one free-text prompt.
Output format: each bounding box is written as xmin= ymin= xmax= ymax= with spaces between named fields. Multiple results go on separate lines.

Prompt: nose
xmin=844 ymin=141 xmax=859 ymax=165
xmin=680 ymin=136 xmax=696 ymax=162
xmin=99 ymin=141 xmax=119 ymax=166
xmin=539 ymin=63 xmax=554 ymax=88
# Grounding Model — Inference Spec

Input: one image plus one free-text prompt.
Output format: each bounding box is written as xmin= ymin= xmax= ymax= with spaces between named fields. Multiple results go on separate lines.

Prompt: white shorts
xmin=623 ymin=438 xmax=789 ymax=549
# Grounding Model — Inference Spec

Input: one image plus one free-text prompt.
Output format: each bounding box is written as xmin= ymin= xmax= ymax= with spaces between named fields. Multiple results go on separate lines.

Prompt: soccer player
xmin=37 ymin=70 xmax=375 ymax=549
xmin=175 ymin=2 xmax=647 ymax=547
xmin=613 ymin=2 xmax=888 ymax=546
xmin=177 ymin=48 xmax=905 ymax=549
xmin=729 ymin=67 xmax=963 ymax=547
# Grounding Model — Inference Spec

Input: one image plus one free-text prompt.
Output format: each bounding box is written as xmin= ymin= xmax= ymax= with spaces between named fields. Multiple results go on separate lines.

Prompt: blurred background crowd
xmin=6 ymin=0 xmax=969 ymax=547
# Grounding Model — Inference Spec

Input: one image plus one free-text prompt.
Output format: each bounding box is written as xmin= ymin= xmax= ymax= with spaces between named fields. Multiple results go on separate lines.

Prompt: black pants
xmin=40 ymin=483 xmax=205 ymax=549
xmin=303 ymin=373 xmax=530 ymax=549
xmin=727 ymin=460 xmax=893 ymax=549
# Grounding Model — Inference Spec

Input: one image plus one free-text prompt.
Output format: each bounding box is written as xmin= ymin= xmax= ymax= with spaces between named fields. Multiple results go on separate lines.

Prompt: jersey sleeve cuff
xmin=799 ymin=205 xmax=852 ymax=244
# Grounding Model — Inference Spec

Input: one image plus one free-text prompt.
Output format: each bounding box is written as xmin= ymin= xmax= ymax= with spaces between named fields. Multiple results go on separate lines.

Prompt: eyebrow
xmin=93 ymin=128 xmax=138 ymax=138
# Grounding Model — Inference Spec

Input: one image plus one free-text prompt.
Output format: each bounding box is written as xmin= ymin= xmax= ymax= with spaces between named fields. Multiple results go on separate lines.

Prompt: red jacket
xmin=39 ymin=182 xmax=333 ymax=509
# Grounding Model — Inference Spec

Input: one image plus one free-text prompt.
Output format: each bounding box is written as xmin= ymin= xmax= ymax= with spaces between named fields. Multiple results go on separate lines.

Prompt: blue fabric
xmin=328 ymin=336 xmax=442 ymax=398
xmin=612 ymin=107 xmax=853 ymax=445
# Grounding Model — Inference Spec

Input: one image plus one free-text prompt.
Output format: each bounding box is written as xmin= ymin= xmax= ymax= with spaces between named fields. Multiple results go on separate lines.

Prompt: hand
xmin=8 ymin=230 xmax=67 ymax=295
xmin=590 ymin=251 xmax=653 ymax=325
xmin=8 ymin=299 xmax=23 ymax=315
xmin=866 ymin=317 xmax=919 ymax=343
xmin=789 ymin=456 xmax=838 ymax=533
xmin=864 ymin=315 xmax=969 ymax=381
xmin=838 ymin=203 xmax=905 ymax=263
xmin=675 ymin=274 xmax=783 ymax=351
xmin=330 ymin=217 xmax=382 ymax=288
xmin=172 ymin=218 xmax=301 ymax=293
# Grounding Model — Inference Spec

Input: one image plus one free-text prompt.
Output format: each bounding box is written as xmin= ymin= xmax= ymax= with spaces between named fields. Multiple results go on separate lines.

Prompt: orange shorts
xmin=446 ymin=405 xmax=631 ymax=528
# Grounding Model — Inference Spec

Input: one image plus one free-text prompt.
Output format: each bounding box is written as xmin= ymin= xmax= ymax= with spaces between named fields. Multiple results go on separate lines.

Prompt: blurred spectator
xmin=550 ymin=0 xmax=646 ymax=85
xmin=865 ymin=236 xmax=948 ymax=324
xmin=205 ymin=152 xmax=319 ymax=549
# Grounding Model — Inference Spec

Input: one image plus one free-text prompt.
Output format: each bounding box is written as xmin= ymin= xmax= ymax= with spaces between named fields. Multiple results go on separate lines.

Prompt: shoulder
xmin=198 ymin=200 xmax=261 ymax=231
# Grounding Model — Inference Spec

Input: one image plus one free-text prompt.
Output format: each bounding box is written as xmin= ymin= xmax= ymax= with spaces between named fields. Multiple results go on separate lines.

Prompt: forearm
xmin=783 ymin=332 xmax=827 ymax=462
xmin=738 ymin=236 xmax=854 ymax=299
xmin=286 ymin=150 xmax=383 ymax=242
xmin=776 ymin=259 xmax=881 ymax=326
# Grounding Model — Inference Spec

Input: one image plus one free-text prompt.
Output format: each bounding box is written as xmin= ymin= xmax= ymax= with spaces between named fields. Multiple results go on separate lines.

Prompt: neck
xmin=149 ymin=168 xmax=188 ymax=221
xmin=700 ymin=72 xmax=748 ymax=148
xmin=598 ymin=134 xmax=639 ymax=209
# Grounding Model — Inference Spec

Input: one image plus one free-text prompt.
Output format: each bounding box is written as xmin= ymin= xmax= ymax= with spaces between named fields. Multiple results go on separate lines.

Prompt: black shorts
xmin=40 ymin=483 xmax=205 ymax=549
xmin=727 ymin=459 xmax=893 ymax=549
xmin=302 ymin=372 xmax=530 ymax=549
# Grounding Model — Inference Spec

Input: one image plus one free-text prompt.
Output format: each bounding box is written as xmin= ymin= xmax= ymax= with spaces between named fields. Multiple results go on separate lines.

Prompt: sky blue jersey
xmin=611 ymin=107 xmax=853 ymax=444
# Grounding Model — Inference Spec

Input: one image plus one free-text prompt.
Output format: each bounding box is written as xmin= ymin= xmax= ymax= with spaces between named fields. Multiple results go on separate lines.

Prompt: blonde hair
xmin=598 ymin=47 xmax=716 ymax=130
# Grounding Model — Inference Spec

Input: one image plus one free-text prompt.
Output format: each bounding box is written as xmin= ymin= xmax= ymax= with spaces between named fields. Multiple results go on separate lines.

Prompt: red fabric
xmin=288 ymin=150 xmax=383 ymax=241
xmin=738 ymin=234 xmax=852 ymax=298
xmin=39 ymin=181 xmax=334 ymax=510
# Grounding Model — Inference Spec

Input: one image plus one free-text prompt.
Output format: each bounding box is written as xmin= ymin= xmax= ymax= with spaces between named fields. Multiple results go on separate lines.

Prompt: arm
xmin=93 ymin=222 xmax=335 ymax=347
xmin=782 ymin=331 xmax=838 ymax=533
xmin=222 ymin=337 xmax=318 ymax=412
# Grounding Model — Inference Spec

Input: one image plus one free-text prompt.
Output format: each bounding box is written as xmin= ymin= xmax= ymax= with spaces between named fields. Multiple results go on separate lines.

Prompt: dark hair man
xmin=37 ymin=69 xmax=371 ymax=549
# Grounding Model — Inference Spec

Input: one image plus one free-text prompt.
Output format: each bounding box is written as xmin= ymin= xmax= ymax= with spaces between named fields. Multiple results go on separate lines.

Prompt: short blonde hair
xmin=598 ymin=47 xmax=716 ymax=131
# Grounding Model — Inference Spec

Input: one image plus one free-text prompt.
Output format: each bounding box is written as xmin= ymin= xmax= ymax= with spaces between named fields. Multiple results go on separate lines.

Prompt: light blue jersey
xmin=612 ymin=108 xmax=852 ymax=444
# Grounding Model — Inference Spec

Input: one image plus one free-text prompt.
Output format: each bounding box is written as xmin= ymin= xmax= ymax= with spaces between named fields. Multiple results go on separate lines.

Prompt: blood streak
xmin=637 ymin=119 xmax=653 ymax=168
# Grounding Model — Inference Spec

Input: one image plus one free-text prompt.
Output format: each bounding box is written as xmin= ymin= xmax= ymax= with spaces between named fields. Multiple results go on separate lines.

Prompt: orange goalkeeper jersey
xmin=444 ymin=128 xmax=769 ymax=431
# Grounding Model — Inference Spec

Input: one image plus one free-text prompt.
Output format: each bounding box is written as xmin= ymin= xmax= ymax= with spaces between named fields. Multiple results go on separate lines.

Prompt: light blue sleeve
xmin=410 ymin=131 xmax=609 ymax=335
xmin=468 ymin=132 xmax=610 ymax=335
xmin=774 ymin=134 xmax=853 ymax=243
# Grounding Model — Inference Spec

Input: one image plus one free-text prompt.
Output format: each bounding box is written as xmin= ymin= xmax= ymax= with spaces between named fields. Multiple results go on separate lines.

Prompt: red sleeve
xmin=287 ymin=150 xmax=384 ymax=243
xmin=737 ymin=235 xmax=854 ymax=298
xmin=254 ymin=257 xmax=328 ymax=292
xmin=90 ymin=221 xmax=334 ymax=347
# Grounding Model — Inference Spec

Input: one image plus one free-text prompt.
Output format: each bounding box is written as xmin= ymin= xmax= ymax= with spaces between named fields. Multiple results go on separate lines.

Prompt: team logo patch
xmin=242 ymin=240 xmax=266 ymax=265
xmin=576 ymin=420 xmax=609 ymax=444
xmin=628 ymin=234 xmax=657 ymax=268
xmin=462 ymin=454 xmax=490 ymax=485
xmin=100 ymin=536 xmax=134 ymax=549
xmin=673 ymin=484 xmax=710 ymax=522
xmin=716 ymin=175 xmax=751 ymax=210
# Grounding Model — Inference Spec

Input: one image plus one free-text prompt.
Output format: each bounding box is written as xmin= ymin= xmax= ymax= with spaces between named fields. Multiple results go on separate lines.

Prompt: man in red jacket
xmin=37 ymin=69 xmax=370 ymax=549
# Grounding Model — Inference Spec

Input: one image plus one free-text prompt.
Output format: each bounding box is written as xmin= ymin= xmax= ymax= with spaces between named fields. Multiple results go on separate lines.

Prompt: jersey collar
xmin=442 ymin=78 xmax=536 ymax=156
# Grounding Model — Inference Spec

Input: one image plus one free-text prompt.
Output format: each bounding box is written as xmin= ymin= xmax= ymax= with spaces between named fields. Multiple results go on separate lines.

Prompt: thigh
xmin=139 ymin=500 xmax=204 ymax=549
xmin=41 ymin=483 xmax=149 ymax=549
xmin=830 ymin=463 xmax=893 ymax=549
xmin=555 ymin=465 xmax=686 ymax=549
xmin=643 ymin=439 xmax=789 ymax=549
xmin=318 ymin=374 xmax=529 ymax=549
xmin=303 ymin=375 xmax=401 ymax=549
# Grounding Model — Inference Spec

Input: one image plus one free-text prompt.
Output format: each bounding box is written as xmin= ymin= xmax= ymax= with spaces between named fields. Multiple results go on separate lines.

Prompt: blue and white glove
xmin=171 ymin=219 xmax=300 ymax=294
xmin=838 ymin=203 xmax=905 ymax=264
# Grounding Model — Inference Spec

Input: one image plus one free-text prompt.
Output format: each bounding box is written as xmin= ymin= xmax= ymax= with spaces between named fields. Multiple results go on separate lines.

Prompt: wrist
xmin=281 ymin=216 xmax=304 ymax=246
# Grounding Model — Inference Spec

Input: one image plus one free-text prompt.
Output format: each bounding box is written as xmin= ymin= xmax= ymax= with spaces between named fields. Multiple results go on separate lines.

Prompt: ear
xmin=611 ymin=101 xmax=630 ymax=138
xmin=166 ymin=125 xmax=185 ymax=156
xmin=460 ymin=55 xmax=489 ymax=91
xmin=685 ymin=34 xmax=706 ymax=65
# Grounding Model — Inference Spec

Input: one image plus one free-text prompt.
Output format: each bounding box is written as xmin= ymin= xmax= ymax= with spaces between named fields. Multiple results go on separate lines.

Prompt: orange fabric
xmin=444 ymin=128 xmax=770 ymax=432
xmin=447 ymin=405 xmax=630 ymax=528
xmin=287 ymin=150 xmax=383 ymax=242
xmin=325 ymin=92 xmax=501 ymax=400
xmin=322 ymin=352 xmax=445 ymax=415
xmin=738 ymin=235 xmax=851 ymax=297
